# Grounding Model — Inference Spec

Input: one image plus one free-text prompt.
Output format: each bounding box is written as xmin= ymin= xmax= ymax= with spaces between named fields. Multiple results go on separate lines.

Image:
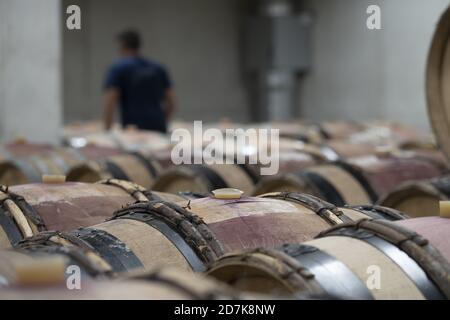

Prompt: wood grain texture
xmin=9 ymin=182 xmax=136 ymax=232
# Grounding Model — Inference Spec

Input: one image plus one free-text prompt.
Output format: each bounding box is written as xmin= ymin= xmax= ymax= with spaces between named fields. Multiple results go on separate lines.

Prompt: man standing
xmin=103 ymin=30 xmax=176 ymax=133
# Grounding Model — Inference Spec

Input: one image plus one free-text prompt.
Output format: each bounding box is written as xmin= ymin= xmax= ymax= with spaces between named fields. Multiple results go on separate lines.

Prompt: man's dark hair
xmin=118 ymin=29 xmax=141 ymax=50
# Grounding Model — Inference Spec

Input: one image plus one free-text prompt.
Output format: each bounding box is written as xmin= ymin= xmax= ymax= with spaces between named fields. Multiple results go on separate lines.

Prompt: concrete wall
xmin=63 ymin=0 xmax=252 ymax=124
xmin=63 ymin=0 xmax=450 ymax=130
xmin=1 ymin=0 xmax=444 ymax=145
xmin=0 ymin=0 xmax=62 ymax=144
xmin=299 ymin=0 xmax=450 ymax=130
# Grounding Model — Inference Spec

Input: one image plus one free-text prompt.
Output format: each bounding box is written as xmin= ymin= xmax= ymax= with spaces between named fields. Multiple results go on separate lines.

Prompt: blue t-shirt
xmin=104 ymin=56 xmax=172 ymax=133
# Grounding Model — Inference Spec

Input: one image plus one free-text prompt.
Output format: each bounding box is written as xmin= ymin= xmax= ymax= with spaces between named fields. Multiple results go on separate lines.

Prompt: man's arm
xmin=103 ymin=88 xmax=120 ymax=130
xmin=164 ymin=88 xmax=176 ymax=120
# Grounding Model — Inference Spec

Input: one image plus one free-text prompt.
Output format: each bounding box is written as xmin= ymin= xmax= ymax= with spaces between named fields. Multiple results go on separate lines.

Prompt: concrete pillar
xmin=260 ymin=0 xmax=295 ymax=121
xmin=0 ymin=0 xmax=62 ymax=144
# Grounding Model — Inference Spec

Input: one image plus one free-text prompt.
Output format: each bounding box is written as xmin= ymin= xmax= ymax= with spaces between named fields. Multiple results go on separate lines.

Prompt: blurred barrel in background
xmin=0 ymin=146 xmax=122 ymax=186
xmin=67 ymin=153 xmax=162 ymax=189
xmin=317 ymin=120 xmax=365 ymax=140
xmin=253 ymin=121 xmax=324 ymax=143
xmin=63 ymin=125 xmax=171 ymax=154
xmin=253 ymin=163 xmax=374 ymax=205
xmin=324 ymin=140 xmax=378 ymax=159
xmin=74 ymin=145 xmax=123 ymax=159
xmin=277 ymin=151 xmax=318 ymax=174
xmin=379 ymin=176 xmax=450 ymax=218
xmin=347 ymin=153 xmax=447 ymax=198
xmin=253 ymin=152 xmax=446 ymax=205
xmin=0 ymin=149 xmax=83 ymax=186
xmin=278 ymin=138 xmax=375 ymax=162
xmin=1 ymin=142 xmax=53 ymax=158
xmin=354 ymin=121 xmax=433 ymax=149
xmin=153 ymin=164 xmax=258 ymax=194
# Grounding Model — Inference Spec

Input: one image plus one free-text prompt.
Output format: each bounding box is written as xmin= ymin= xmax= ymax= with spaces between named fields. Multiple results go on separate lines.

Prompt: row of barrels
xmin=0 ymin=143 xmax=122 ymax=185
xmin=1 ymin=141 xmax=448 ymax=211
xmin=0 ymin=180 xmax=256 ymax=300
xmin=1 ymin=179 xmax=450 ymax=299
xmin=253 ymin=151 xmax=448 ymax=206
xmin=0 ymin=262 xmax=251 ymax=300
xmin=0 ymin=143 xmax=163 ymax=189
xmin=4 ymin=4 xmax=450 ymax=299
xmin=0 ymin=149 xmax=448 ymax=212
xmin=64 ymin=119 xmax=432 ymax=148
xmin=2 ymin=118 xmax=445 ymax=198
xmin=0 ymin=180 xmax=406 ymax=250
xmin=170 ymin=119 xmax=437 ymax=148
xmin=207 ymin=216 xmax=450 ymax=300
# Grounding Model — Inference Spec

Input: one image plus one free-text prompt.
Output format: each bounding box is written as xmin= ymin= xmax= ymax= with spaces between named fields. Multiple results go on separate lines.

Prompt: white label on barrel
xmin=15 ymin=256 xmax=68 ymax=286
xmin=439 ymin=201 xmax=450 ymax=218
xmin=42 ymin=175 xmax=66 ymax=184
xmin=212 ymin=188 xmax=244 ymax=200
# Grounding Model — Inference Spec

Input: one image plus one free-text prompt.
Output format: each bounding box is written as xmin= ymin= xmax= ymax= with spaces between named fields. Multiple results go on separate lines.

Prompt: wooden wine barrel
xmin=173 ymin=137 xmax=326 ymax=174
xmin=14 ymin=192 xmax=406 ymax=276
xmin=66 ymin=153 xmax=162 ymax=189
xmin=409 ymin=149 xmax=450 ymax=171
xmin=2 ymin=142 xmax=121 ymax=161
xmin=256 ymin=121 xmax=324 ymax=144
xmin=173 ymin=120 xmax=322 ymax=145
xmin=259 ymin=192 xmax=409 ymax=221
xmin=73 ymin=145 xmax=123 ymax=160
xmin=396 ymin=216 xmax=450 ymax=262
xmin=253 ymin=163 xmax=375 ymax=205
xmin=159 ymin=138 xmax=359 ymax=179
xmin=0 ymin=180 xmax=175 ymax=248
xmin=64 ymin=127 xmax=171 ymax=154
xmin=275 ymin=151 xmax=318 ymax=174
xmin=279 ymin=138 xmax=382 ymax=164
xmin=427 ymin=5 xmax=450 ymax=162
xmin=379 ymin=176 xmax=450 ymax=218
xmin=63 ymin=121 xmax=106 ymax=140
xmin=325 ymin=140 xmax=378 ymax=159
xmin=253 ymin=154 xmax=444 ymax=205
xmin=285 ymin=136 xmax=441 ymax=164
xmin=351 ymin=121 xmax=429 ymax=148
xmin=14 ymin=194 xmax=404 ymax=275
xmin=0 ymin=146 xmax=124 ymax=186
xmin=317 ymin=121 xmax=364 ymax=140
xmin=347 ymin=154 xmax=445 ymax=198
xmin=206 ymin=217 xmax=450 ymax=300
xmin=398 ymin=136 xmax=438 ymax=152
xmin=0 ymin=255 xmax=243 ymax=300
xmin=152 ymin=191 xmax=189 ymax=202
xmin=0 ymin=153 xmax=76 ymax=186
xmin=152 ymin=164 xmax=258 ymax=194
xmin=150 ymin=149 xmax=176 ymax=169
xmin=1 ymin=142 xmax=53 ymax=158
